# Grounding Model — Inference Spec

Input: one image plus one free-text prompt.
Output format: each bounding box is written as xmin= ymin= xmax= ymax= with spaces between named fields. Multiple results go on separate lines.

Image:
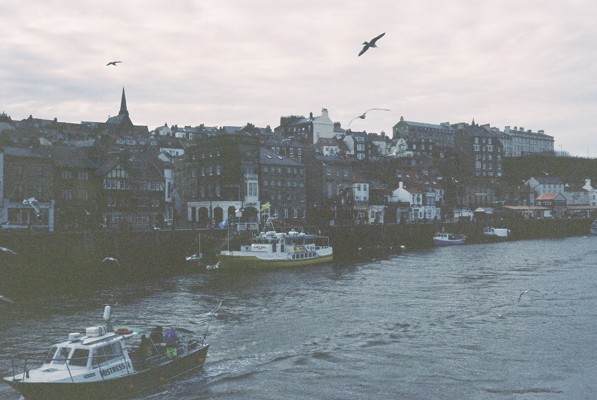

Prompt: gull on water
xmin=518 ymin=289 xmax=541 ymax=302
xmin=101 ymin=257 xmax=121 ymax=266
xmin=358 ymin=32 xmax=386 ymax=57
xmin=0 ymin=246 xmax=17 ymax=255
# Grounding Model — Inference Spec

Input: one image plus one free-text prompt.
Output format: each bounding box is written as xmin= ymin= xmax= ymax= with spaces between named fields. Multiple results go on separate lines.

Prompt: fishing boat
xmin=3 ymin=304 xmax=217 ymax=400
xmin=433 ymin=231 xmax=466 ymax=246
xmin=217 ymin=228 xmax=333 ymax=270
xmin=591 ymin=220 xmax=597 ymax=236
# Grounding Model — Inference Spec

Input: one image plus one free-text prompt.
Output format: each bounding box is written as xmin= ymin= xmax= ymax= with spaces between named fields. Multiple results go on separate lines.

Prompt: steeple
xmin=119 ymin=87 xmax=128 ymax=116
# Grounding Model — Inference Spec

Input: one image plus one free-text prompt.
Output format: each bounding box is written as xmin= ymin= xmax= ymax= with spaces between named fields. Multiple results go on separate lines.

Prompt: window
xmin=78 ymin=171 xmax=89 ymax=180
xmin=92 ymin=342 xmax=123 ymax=367
xmin=61 ymin=170 xmax=73 ymax=180
xmin=70 ymin=349 xmax=89 ymax=367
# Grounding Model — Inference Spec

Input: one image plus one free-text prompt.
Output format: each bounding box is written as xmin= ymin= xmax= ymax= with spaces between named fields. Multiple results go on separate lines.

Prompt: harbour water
xmin=1 ymin=236 xmax=596 ymax=399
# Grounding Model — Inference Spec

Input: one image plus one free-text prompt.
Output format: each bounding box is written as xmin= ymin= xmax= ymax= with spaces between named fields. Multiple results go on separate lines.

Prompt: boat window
xmin=92 ymin=342 xmax=123 ymax=367
xmin=51 ymin=347 xmax=71 ymax=365
xmin=69 ymin=348 xmax=90 ymax=367
xmin=44 ymin=346 xmax=58 ymax=364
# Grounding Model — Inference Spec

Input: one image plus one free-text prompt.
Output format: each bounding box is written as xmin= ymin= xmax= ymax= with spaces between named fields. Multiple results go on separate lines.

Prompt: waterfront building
xmin=259 ymin=148 xmax=306 ymax=226
xmin=185 ymin=133 xmax=260 ymax=228
xmin=0 ymin=147 xmax=55 ymax=230
xmin=39 ymin=146 xmax=98 ymax=231
xmin=525 ymin=176 xmax=565 ymax=199
xmin=96 ymin=152 xmax=165 ymax=231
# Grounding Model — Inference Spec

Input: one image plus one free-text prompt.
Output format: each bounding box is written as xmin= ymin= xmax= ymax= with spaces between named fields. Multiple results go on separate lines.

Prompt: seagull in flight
xmin=0 ymin=295 xmax=14 ymax=304
xmin=518 ymin=289 xmax=541 ymax=302
xmin=23 ymin=197 xmax=41 ymax=216
xmin=0 ymin=246 xmax=17 ymax=256
xmin=106 ymin=61 xmax=122 ymax=66
xmin=348 ymin=108 xmax=391 ymax=126
xmin=358 ymin=32 xmax=386 ymax=57
xmin=101 ymin=256 xmax=121 ymax=266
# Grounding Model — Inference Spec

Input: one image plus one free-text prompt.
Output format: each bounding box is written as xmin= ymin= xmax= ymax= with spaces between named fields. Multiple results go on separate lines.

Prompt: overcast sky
xmin=1 ymin=0 xmax=596 ymax=157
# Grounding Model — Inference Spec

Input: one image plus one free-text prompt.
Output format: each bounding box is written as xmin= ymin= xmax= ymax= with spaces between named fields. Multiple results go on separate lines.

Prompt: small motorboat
xmin=3 ymin=304 xmax=215 ymax=400
xmin=433 ymin=231 xmax=466 ymax=246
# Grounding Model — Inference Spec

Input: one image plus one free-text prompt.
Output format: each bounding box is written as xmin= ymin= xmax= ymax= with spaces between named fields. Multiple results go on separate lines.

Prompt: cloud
xmin=1 ymin=0 xmax=596 ymax=156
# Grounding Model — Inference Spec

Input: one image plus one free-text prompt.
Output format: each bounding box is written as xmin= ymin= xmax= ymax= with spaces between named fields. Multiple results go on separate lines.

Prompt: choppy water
xmin=1 ymin=236 xmax=596 ymax=399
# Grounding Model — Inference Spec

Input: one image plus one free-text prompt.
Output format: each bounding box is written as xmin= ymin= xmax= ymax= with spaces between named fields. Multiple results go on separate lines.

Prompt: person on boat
xmin=164 ymin=327 xmax=179 ymax=358
xmin=149 ymin=326 xmax=164 ymax=355
xmin=134 ymin=334 xmax=153 ymax=369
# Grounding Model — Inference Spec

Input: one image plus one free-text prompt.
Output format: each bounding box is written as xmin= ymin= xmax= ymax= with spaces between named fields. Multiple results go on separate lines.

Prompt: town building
xmin=454 ymin=123 xmax=504 ymax=177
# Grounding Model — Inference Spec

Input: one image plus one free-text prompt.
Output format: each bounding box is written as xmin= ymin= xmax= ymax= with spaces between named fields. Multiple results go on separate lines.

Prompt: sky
xmin=1 ymin=0 xmax=596 ymax=158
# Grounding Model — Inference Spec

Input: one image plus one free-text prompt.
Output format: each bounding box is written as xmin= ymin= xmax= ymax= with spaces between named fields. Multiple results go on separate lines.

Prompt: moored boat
xmin=591 ymin=220 xmax=597 ymax=236
xmin=3 ymin=305 xmax=213 ymax=400
xmin=484 ymin=226 xmax=511 ymax=239
xmin=217 ymin=228 xmax=333 ymax=270
xmin=433 ymin=231 xmax=466 ymax=246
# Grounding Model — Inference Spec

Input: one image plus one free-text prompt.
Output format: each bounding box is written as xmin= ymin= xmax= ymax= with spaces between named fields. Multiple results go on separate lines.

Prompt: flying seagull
xmin=106 ymin=61 xmax=122 ymax=66
xmin=348 ymin=108 xmax=391 ymax=126
xmin=358 ymin=32 xmax=386 ymax=57
xmin=101 ymin=256 xmax=121 ymax=266
xmin=0 ymin=246 xmax=17 ymax=256
xmin=0 ymin=295 xmax=14 ymax=304
xmin=23 ymin=197 xmax=41 ymax=216
xmin=518 ymin=289 xmax=541 ymax=302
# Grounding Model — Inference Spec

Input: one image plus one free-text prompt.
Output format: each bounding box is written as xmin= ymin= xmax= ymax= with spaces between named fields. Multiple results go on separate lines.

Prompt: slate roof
xmin=40 ymin=146 xmax=96 ymax=169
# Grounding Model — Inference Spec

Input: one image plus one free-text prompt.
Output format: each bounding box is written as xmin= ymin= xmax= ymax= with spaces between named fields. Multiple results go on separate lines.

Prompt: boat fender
xmin=114 ymin=327 xmax=134 ymax=335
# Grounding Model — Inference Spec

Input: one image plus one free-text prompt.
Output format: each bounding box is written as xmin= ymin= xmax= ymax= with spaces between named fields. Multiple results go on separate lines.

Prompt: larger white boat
xmin=3 ymin=305 xmax=213 ymax=400
xmin=484 ymin=226 xmax=511 ymax=239
xmin=218 ymin=229 xmax=333 ymax=270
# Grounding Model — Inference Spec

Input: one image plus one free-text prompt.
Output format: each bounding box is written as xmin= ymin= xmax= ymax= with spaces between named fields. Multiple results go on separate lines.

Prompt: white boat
xmin=3 ymin=305 xmax=213 ymax=400
xmin=591 ymin=220 xmax=597 ymax=236
xmin=484 ymin=226 xmax=510 ymax=239
xmin=217 ymin=228 xmax=333 ymax=270
xmin=185 ymin=234 xmax=204 ymax=263
xmin=433 ymin=231 xmax=466 ymax=246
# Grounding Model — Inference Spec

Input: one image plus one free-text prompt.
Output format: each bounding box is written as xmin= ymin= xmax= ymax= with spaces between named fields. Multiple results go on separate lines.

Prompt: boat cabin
xmin=245 ymin=230 xmax=329 ymax=256
xmin=26 ymin=326 xmax=135 ymax=383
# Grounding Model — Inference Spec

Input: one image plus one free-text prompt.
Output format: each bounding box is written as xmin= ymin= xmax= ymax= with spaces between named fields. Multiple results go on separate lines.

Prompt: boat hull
xmin=217 ymin=253 xmax=333 ymax=270
xmin=433 ymin=238 xmax=465 ymax=246
xmin=4 ymin=345 xmax=208 ymax=400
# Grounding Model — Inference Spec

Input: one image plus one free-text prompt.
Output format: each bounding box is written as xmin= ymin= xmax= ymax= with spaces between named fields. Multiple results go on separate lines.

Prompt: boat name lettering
xmin=252 ymin=245 xmax=268 ymax=251
xmin=100 ymin=362 xmax=127 ymax=377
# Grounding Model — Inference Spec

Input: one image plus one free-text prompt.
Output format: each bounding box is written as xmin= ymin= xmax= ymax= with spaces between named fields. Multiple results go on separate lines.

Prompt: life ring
xmin=114 ymin=327 xmax=134 ymax=335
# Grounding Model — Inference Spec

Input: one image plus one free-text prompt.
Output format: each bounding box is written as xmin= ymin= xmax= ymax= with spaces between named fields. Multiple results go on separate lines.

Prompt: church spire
xmin=119 ymin=87 xmax=128 ymax=116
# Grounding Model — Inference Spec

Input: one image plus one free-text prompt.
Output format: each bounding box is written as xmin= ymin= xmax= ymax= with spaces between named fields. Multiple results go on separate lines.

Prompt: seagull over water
xmin=106 ymin=61 xmax=122 ymax=66
xmin=348 ymin=108 xmax=391 ymax=126
xmin=0 ymin=295 xmax=14 ymax=304
xmin=518 ymin=289 xmax=541 ymax=302
xmin=358 ymin=32 xmax=386 ymax=57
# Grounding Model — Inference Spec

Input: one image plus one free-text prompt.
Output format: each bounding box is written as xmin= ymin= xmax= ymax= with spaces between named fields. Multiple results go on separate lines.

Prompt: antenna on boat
xmin=103 ymin=305 xmax=113 ymax=331
xmin=202 ymin=301 xmax=222 ymax=340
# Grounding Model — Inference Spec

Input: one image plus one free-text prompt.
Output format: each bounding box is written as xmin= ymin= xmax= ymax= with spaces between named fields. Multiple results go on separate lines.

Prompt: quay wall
xmin=0 ymin=218 xmax=592 ymax=293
